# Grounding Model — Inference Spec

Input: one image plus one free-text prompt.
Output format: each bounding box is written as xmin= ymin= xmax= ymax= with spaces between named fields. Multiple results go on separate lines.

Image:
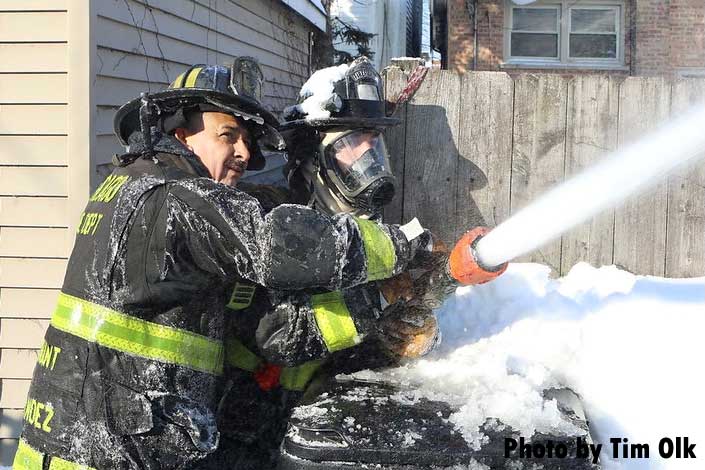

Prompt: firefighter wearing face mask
xmin=276 ymin=57 xmax=444 ymax=361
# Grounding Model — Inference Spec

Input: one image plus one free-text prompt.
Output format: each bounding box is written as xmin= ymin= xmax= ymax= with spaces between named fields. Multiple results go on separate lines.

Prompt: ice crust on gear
xmin=282 ymin=63 xmax=349 ymax=121
xmin=346 ymin=262 xmax=705 ymax=469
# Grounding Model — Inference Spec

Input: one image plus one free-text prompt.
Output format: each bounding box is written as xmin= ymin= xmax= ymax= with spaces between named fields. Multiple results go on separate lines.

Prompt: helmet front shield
xmin=231 ymin=57 xmax=264 ymax=102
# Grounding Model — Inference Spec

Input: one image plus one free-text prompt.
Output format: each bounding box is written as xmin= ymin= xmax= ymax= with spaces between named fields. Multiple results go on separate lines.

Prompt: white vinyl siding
xmin=0 ymin=2 xmax=70 ymax=463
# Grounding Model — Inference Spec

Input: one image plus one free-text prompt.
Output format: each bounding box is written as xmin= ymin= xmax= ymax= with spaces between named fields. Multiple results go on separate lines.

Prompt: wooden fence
xmin=383 ymin=69 xmax=705 ymax=277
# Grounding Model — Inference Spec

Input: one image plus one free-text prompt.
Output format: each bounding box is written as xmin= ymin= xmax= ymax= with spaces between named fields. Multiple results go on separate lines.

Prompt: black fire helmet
xmin=113 ymin=58 xmax=284 ymax=171
xmin=280 ymin=57 xmax=400 ymax=131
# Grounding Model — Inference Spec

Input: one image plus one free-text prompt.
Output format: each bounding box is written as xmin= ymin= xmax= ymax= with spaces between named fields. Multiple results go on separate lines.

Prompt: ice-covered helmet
xmin=281 ymin=57 xmax=399 ymax=218
xmin=113 ymin=58 xmax=284 ymax=170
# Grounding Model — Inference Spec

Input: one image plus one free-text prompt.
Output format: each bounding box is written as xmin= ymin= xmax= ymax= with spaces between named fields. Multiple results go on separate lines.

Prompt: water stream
xmin=476 ymin=104 xmax=705 ymax=269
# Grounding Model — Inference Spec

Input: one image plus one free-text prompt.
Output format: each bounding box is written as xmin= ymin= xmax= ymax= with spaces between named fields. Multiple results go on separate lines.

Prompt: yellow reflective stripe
xmin=184 ymin=67 xmax=203 ymax=88
xmin=355 ymin=217 xmax=396 ymax=281
xmin=49 ymin=457 xmax=96 ymax=470
xmin=279 ymin=360 xmax=323 ymax=391
xmin=226 ymin=282 xmax=256 ymax=311
xmin=225 ymin=338 xmax=322 ymax=391
xmin=311 ymin=291 xmax=360 ymax=352
xmin=172 ymin=72 xmax=186 ymax=88
xmin=51 ymin=293 xmax=223 ymax=375
xmin=225 ymin=338 xmax=262 ymax=372
xmin=13 ymin=440 xmax=43 ymax=470
xmin=13 ymin=440 xmax=96 ymax=470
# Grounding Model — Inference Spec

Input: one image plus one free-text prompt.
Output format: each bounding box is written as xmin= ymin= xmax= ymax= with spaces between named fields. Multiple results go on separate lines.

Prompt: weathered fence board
xmin=402 ymin=70 xmax=462 ymax=245
xmin=511 ymin=75 xmax=569 ymax=274
xmin=667 ymin=80 xmax=705 ymax=277
xmin=614 ymin=77 xmax=671 ymax=276
xmin=385 ymin=70 xmax=705 ymax=277
xmin=382 ymin=66 xmax=409 ymax=225
xmin=561 ymin=76 xmax=621 ymax=274
xmin=455 ymin=72 xmax=513 ymax=242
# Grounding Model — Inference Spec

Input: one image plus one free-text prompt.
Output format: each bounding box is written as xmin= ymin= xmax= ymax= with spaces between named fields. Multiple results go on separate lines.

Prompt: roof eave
xmin=279 ymin=0 xmax=327 ymax=32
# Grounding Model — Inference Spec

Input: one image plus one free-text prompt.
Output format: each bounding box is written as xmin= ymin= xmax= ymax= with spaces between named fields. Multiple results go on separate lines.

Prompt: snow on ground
xmin=353 ymin=262 xmax=705 ymax=469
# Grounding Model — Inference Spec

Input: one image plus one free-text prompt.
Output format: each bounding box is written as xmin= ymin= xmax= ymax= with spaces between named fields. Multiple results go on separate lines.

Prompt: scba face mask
xmin=321 ymin=129 xmax=396 ymax=213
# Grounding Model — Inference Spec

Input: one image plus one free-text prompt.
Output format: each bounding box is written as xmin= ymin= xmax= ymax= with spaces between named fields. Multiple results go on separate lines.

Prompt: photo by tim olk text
xmin=505 ymin=436 xmax=696 ymax=464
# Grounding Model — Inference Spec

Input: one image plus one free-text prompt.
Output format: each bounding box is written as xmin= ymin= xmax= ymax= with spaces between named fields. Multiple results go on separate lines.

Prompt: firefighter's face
xmin=331 ymin=131 xmax=377 ymax=170
xmin=176 ymin=112 xmax=252 ymax=186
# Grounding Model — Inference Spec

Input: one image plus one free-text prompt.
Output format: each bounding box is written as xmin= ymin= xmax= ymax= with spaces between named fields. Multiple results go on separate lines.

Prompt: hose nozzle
xmin=449 ymin=227 xmax=507 ymax=285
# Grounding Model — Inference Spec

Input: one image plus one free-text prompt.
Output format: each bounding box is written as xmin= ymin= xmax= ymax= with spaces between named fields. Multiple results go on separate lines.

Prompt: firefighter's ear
xmin=173 ymin=128 xmax=193 ymax=151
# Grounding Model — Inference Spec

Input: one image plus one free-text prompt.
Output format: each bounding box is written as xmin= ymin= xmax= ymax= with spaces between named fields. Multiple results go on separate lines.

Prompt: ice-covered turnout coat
xmin=13 ymin=135 xmax=427 ymax=470
xmin=195 ymin=184 xmax=449 ymax=470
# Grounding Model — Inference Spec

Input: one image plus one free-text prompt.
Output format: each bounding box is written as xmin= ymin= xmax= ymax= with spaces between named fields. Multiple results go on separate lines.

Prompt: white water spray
xmin=476 ymin=104 xmax=705 ymax=268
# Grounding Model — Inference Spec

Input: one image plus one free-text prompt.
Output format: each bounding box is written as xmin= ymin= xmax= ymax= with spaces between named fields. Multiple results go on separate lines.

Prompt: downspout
xmin=466 ymin=0 xmax=479 ymax=70
xmin=473 ymin=0 xmax=478 ymax=70
xmin=629 ymin=0 xmax=636 ymax=76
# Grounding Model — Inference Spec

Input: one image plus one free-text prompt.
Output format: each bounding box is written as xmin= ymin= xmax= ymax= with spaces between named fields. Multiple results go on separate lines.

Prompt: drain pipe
xmin=473 ymin=0 xmax=478 ymax=70
xmin=466 ymin=0 xmax=479 ymax=70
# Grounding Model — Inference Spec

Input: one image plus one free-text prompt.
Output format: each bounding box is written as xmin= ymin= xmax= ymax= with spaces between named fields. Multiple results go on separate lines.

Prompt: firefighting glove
xmin=379 ymin=231 xmax=454 ymax=310
xmin=377 ymin=303 xmax=440 ymax=359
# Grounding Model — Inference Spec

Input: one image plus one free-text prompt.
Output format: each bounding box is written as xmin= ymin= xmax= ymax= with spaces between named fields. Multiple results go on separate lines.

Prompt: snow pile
xmin=352 ymin=263 xmax=705 ymax=469
xmin=283 ymin=63 xmax=349 ymax=121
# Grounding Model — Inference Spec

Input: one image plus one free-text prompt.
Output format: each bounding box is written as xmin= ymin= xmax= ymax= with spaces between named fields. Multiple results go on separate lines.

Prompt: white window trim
xmin=502 ymin=0 xmax=626 ymax=69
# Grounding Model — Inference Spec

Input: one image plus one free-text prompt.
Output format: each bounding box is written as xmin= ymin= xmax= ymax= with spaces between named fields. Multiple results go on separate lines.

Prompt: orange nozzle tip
xmin=449 ymin=227 xmax=507 ymax=285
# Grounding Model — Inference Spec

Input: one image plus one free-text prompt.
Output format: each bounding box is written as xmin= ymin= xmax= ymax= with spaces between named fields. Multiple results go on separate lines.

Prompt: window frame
xmin=503 ymin=0 xmax=625 ymax=69
xmin=508 ymin=5 xmax=561 ymax=61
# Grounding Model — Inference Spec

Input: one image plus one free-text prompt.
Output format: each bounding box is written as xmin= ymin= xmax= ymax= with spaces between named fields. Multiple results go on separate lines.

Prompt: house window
xmin=505 ymin=1 xmax=624 ymax=68
xmin=510 ymin=7 xmax=560 ymax=58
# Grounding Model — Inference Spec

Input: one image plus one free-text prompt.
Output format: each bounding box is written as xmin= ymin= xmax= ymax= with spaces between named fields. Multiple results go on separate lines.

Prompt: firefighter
xmin=12 ymin=58 xmax=436 ymax=470
xmin=199 ymin=58 xmax=448 ymax=470
xmin=270 ymin=57 xmax=447 ymax=364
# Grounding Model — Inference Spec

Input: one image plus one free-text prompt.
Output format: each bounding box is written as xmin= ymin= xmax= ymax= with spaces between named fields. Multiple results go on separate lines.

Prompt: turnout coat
xmin=13 ymin=135 xmax=425 ymax=470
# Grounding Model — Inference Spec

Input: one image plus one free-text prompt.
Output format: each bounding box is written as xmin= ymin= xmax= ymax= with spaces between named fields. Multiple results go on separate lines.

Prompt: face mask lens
xmin=327 ymin=130 xmax=391 ymax=194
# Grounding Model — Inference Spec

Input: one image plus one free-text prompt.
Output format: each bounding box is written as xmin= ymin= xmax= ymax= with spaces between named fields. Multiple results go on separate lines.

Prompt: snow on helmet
xmin=113 ymin=58 xmax=284 ymax=171
xmin=281 ymin=58 xmax=399 ymax=218
xmin=280 ymin=57 xmax=400 ymax=130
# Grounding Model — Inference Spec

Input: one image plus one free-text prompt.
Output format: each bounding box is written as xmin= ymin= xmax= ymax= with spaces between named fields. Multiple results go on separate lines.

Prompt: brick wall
xmin=635 ymin=0 xmax=673 ymax=75
xmin=448 ymin=0 xmax=703 ymax=77
xmin=635 ymin=0 xmax=705 ymax=76
xmin=670 ymin=1 xmax=705 ymax=70
xmin=447 ymin=0 xmax=503 ymax=72
xmin=447 ymin=0 xmax=473 ymax=73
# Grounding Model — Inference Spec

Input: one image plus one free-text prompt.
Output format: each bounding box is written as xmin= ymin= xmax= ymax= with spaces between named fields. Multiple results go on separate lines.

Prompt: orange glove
xmin=379 ymin=232 xmax=449 ymax=306
xmin=378 ymin=306 xmax=439 ymax=359
xmin=378 ymin=272 xmax=415 ymax=305
xmin=448 ymin=227 xmax=507 ymax=285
